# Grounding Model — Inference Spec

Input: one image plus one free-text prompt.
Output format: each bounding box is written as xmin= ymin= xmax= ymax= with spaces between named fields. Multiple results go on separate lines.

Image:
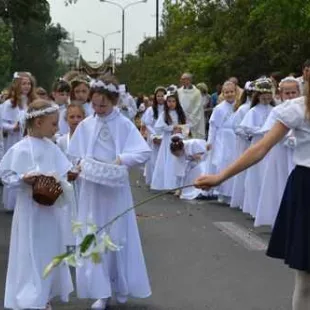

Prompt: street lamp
xmin=87 ymin=30 xmax=121 ymax=63
xmin=100 ymin=0 xmax=147 ymax=62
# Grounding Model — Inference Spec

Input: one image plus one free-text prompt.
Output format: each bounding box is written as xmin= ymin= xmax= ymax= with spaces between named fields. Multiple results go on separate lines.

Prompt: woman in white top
xmin=195 ymin=84 xmax=310 ymax=310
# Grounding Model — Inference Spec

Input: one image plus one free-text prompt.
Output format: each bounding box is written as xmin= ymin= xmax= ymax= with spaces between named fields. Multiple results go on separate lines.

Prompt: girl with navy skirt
xmin=195 ymin=80 xmax=310 ymax=309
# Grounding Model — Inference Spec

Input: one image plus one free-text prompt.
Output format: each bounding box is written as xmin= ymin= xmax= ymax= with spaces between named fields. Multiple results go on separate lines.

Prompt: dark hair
xmin=251 ymin=92 xmax=275 ymax=108
xmin=164 ymin=93 xmax=186 ymax=125
xmin=153 ymin=87 xmax=166 ymax=120
xmin=70 ymin=75 xmax=90 ymax=101
xmin=89 ymin=80 xmax=119 ymax=105
xmin=303 ymin=59 xmax=310 ymax=69
xmin=52 ymin=78 xmax=71 ymax=93
xmin=234 ymin=88 xmax=253 ymax=111
xmin=170 ymin=136 xmax=184 ymax=154
xmin=270 ymin=72 xmax=283 ymax=85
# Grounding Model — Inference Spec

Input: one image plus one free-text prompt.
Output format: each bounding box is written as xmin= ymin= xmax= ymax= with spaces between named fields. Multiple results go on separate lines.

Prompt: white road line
xmin=213 ymin=221 xmax=268 ymax=251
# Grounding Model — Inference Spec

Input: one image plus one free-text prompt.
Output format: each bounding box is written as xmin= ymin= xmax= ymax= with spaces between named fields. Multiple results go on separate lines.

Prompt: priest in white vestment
xmin=177 ymin=73 xmax=205 ymax=139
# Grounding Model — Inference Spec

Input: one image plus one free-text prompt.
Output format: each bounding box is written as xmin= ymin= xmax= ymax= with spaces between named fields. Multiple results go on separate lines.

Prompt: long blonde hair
xmin=8 ymin=72 xmax=37 ymax=108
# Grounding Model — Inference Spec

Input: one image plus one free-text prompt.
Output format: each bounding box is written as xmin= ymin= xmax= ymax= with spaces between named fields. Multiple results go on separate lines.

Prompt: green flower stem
xmin=97 ymin=184 xmax=194 ymax=235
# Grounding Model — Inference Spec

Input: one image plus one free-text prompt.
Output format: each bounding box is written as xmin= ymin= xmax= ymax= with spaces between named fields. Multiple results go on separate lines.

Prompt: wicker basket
xmin=32 ymin=175 xmax=63 ymax=206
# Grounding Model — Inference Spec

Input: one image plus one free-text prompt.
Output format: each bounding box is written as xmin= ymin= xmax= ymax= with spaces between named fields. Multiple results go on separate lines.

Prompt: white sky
xmin=48 ymin=0 xmax=162 ymax=63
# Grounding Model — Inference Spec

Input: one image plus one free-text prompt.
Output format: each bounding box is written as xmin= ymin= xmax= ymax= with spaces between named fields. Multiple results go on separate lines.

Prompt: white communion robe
xmin=57 ymin=104 xmax=70 ymax=136
xmin=254 ymin=103 xmax=295 ymax=227
xmin=230 ymin=101 xmax=251 ymax=208
xmin=0 ymin=136 xmax=73 ymax=310
xmin=173 ymin=139 xmax=207 ymax=200
xmin=239 ymin=103 xmax=273 ymax=217
xmin=118 ymin=93 xmax=138 ymax=121
xmin=57 ymin=133 xmax=79 ymax=246
xmin=141 ymin=105 xmax=164 ymax=185
xmin=68 ymin=108 xmax=152 ymax=300
xmin=83 ymin=102 xmax=94 ymax=117
xmin=178 ymin=86 xmax=205 ymax=139
xmin=1 ymin=99 xmax=27 ymax=211
xmin=208 ymin=101 xmax=236 ymax=202
xmin=151 ymin=110 xmax=189 ymax=190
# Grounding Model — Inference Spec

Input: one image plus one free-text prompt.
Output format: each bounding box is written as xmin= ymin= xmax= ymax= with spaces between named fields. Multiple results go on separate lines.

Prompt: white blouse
xmin=275 ymin=96 xmax=310 ymax=167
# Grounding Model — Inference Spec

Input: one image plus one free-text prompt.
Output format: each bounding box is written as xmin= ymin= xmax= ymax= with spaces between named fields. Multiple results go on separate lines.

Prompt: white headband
xmin=25 ymin=104 xmax=59 ymax=120
xmin=13 ymin=72 xmax=31 ymax=79
xmin=90 ymin=80 xmax=119 ymax=93
xmin=279 ymin=76 xmax=299 ymax=86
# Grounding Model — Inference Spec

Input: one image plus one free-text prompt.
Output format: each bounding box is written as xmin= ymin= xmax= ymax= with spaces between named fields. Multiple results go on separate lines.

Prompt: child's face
xmin=67 ymin=107 xmax=84 ymax=132
xmin=74 ymin=83 xmax=89 ymax=102
xmin=36 ymin=113 xmax=59 ymax=138
xmin=53 ymin=91 xmax=69 ymax=105
xmin=92 ymin=93 xmax=114 ymax=116
xmin=156 ymin=91 xmax=165 ymax=105
xmin=223 ymin=85 xmax=236 ymax=103
xmin=259 ymin=93 xmax=273 ymax=104
xmin=281 ymin=82 xmax=300 ymax=101
xmin=167 ymin=97 xmax=177 ymax=110
xmin=21 ymin=77 xmax=32 ymax=95
xmin=172 ymin=149 xmax=184 ymax=157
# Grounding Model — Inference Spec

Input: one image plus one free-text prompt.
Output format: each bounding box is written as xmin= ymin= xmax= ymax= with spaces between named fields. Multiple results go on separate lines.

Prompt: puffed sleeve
xmin=275 ymin=98 xmax=305 ymax=129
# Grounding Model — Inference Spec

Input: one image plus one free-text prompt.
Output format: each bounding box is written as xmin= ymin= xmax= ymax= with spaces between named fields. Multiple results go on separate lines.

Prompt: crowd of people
xmin=0 ymin=59 xmax=309 ymax=310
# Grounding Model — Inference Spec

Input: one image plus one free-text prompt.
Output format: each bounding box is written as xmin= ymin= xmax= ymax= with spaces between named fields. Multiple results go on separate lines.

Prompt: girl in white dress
xmin=2 ymin=72 xmax=37 ymax=210
xmin=170 ymin=135 xmax=207 ymax=200
xmin=151 ymin=91 xmax=188 ymax=190
xmin=230 ymin=81 xmax=254 ymax=208
xmin=68 ymin=80 xmax=151 ymax=309
xmin=254 ymin=77 xmax=300 ymax=227
xmin=57 ymin=103 xmax=86 ymax=247
xmin=239 ymin=78 xmax=274 ymax=217
xmin=52 ymin=78 xmax=71 ymax=137
xmin=206 ymin=81 xmax=237 ymax=204
xmin=1 ymin=99 xmax=73 ymax=310
xmin=141 ymin=86 xmax=166 ymax=185
xmin=70 ymin=76 xmax=93 ymax=116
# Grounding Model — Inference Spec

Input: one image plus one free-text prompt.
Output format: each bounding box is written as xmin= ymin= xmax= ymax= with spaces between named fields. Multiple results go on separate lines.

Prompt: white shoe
xmin=116 ymin=294 xmax=128 ymax=304
xmin=91 ymin=298 xmax=108 ymax=309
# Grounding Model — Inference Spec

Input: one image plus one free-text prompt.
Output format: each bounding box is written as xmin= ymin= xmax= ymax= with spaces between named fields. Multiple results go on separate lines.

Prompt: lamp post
xmin=156 ymin=0 xmax=159 ymax=38
xmin=87 ymin=30 xmax=121 ymax=63
xmin=100 ymin=0 xmax=147 ymax=62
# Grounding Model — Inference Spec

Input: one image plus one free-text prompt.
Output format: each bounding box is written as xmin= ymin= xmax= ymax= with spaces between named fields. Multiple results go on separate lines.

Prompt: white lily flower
xmin=71 ymin=221 xmax=83 ymax=235
xmin=103 ymin=234 xmax=121 ymax=252
xmin=87 ymin=223 xmax=98 ymax=234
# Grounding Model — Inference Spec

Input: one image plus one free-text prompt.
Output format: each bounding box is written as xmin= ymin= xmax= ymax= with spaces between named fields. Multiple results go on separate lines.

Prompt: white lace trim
xmin=79 ymin=157 xmax=128 ymax=187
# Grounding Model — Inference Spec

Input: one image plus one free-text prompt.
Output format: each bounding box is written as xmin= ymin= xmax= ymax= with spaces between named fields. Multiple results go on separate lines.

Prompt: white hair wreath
xmin=90 ymin=79 xmax=119 ymax=93
xmin=25 ymin=104 xmax=59 ymax=120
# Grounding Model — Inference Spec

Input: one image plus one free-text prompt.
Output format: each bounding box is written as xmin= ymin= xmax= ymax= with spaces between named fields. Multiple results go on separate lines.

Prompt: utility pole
xmin=109 ymin=48 xmax=121 ymax=73
xmin=156 ymin=0 xmax=159 ymax=38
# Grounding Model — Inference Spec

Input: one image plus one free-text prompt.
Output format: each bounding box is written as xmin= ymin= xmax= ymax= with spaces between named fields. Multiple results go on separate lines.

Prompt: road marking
xmin=213 ymin=221 xmax=268 ymax=251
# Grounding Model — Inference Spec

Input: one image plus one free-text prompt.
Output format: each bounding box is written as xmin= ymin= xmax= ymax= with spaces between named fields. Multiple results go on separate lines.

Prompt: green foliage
xmin=0 ymin=23 xmax=12 ymax=89
xmin=115 ymin=0 xmax=310 ymax=95
xmin=1 ymin=0 xmax=68 ymax=90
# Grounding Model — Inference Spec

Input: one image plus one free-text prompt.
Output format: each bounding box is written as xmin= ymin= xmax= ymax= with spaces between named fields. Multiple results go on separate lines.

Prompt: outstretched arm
xmin=195 ymin=121 xmax=289 ymax=189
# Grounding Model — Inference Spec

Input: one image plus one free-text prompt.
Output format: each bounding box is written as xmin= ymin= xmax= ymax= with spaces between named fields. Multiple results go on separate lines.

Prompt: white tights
xmin=292 ymin=270 xmax=310 ymax=310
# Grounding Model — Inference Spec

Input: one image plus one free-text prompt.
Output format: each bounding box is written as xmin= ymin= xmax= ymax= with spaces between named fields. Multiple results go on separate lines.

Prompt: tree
xmin=1 ymin=0 xmax=68 ymax=89
xmin=0 ymin=22 xmax=12 ymax=89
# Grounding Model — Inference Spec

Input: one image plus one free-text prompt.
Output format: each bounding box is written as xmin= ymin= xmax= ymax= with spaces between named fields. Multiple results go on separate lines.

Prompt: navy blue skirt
xmin=267 ymin=165 xmax=310 ymax=272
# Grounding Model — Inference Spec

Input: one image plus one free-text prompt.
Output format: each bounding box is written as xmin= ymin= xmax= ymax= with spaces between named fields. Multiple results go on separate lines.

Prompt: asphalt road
xmin=0 ymin=171 xmax=293 ymax=310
